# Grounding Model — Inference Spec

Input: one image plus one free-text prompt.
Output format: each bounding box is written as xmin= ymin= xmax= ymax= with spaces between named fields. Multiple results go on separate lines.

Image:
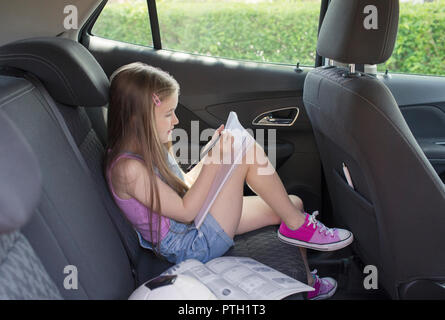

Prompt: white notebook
xmin=194 ymin=111 xmax=255 ymax=229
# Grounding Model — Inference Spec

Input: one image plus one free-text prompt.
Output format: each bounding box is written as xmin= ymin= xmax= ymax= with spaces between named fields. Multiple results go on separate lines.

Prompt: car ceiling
xmin=0 ymin=0 xmax=101 ymax=46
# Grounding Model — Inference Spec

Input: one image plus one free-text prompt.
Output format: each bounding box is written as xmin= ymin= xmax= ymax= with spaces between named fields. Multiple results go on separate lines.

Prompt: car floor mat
xmin=226 ymin=225 xmax=308 ymax=284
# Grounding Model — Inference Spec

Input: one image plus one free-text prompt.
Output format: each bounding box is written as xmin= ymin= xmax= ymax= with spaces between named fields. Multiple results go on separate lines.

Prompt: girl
xmin=105 ymin=62 xmax=353 ymax=300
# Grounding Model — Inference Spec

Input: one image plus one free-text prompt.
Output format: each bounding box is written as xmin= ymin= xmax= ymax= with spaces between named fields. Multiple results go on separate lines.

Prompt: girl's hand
xmin=202 ymin=124 xmax=223 ymax=155
xmin=202 ymin=124 xmax=224 ymax=153
xmin=203 ymin=125 xmax=224 ymax=150
xmin=207 ymin=129 xmax=234 ymax=164
xmin=213 ymin=124 xmax=224 ymax=140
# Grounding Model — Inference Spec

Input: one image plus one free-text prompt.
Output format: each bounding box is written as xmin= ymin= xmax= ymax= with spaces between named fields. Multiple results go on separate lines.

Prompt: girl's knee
xmin=243 ymin=141 xmax=266 ymax=165
xmin=243 ymin=142 xmax=276 ymax=176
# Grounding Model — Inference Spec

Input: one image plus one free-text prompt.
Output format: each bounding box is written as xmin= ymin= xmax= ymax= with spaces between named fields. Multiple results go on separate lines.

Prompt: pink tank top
xmin=106 ymin=152 xmax=170 ymax=244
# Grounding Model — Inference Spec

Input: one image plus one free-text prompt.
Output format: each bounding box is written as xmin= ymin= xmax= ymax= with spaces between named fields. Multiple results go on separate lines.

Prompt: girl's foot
xmin=277 ymin=211 xmax=353 ymax=251
xmin=307 ymin=269 xmax=337 ymax=300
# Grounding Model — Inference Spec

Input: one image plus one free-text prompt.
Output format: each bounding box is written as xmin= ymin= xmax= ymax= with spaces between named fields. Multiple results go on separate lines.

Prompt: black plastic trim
xmin=398 ymin=279 xmax=445 ymax=299
xmin=78 ymin=0 xmax=108 ymax=43
xmin=315 ymin=0 xmax=330 ymax=67
xmin=147 ymin=0 xmax=162 ymax=50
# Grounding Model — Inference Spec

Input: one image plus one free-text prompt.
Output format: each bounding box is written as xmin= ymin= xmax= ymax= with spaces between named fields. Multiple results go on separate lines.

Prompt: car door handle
xmin=262 ymin=116 xmax=293 ymax=124
xmin=252 ymin=107 xmax=299 ymax=126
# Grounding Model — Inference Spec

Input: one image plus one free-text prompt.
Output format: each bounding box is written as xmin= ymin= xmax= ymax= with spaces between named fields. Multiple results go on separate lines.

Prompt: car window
xmin=92 ymin=0 xmax=321 ymax=67
xmin=92 ymin=0 xmax=153 ymax=47
xmin=378 ymin=0 xmax=445 ymax=76
xmin=157 ymin=0 xmax=320 ymax=66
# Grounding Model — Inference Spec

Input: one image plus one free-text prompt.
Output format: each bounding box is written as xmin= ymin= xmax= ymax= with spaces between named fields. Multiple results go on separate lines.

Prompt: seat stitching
xmin=79 ymin=128 xmax=95 ymax=152
xmin=0 ymin=86 xmax=34 ymax=109
xmin=37 ymin=191 xmax=90 ymax=299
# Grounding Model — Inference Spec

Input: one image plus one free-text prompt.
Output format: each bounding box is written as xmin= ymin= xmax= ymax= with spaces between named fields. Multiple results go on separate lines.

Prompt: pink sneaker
xmin=307 ymin=270 xmax=337 ymax=300
xmin=277 ymin=211 xmax=353 ymax=251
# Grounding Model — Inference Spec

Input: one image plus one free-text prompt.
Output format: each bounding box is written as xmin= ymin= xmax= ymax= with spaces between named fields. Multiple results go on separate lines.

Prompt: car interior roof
xmin=0 ymin=0 xmax=100 ymax=46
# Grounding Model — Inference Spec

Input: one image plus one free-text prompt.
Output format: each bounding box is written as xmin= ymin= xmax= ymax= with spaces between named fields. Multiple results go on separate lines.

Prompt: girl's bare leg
xmin=236 ymin=194 xmax=314 ymax=286
xmin=187 ymin=139 xmax=315 ymax=285
xmin=300 ymin=247 xmax=314 ymax=286
xmin=235 ymin=195 xmax=302 ymax=235
xmin=244 ymin=142 xmax=307 ymax=230
xmin=209 ymin=141 xmax=305 ymax=238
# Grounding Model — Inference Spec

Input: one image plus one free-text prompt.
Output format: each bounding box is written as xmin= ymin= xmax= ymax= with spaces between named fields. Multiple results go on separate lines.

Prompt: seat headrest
xmin=317 ymin=0 xmax=399 ymax=65
xmin=0 ymin=111 xmax=42 ymax=234
xmin=0 ymin=37 xmax=109 ymax=107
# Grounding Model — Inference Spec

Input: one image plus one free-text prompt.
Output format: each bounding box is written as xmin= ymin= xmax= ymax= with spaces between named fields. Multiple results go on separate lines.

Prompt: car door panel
xmin=382 ymin=74 xmax=445 ymax=182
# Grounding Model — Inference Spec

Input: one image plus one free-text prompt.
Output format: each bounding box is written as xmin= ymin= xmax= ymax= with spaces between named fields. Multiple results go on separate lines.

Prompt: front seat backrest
xmin=303 ymin=0 xmax=445 ymax=299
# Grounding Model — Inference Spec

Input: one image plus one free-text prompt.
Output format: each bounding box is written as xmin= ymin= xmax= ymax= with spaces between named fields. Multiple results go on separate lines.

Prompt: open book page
xmin=161 ymin=258 xmax=250 ymax=299
xmin=194 ymin=112 xmax=255 ymax=229
xmin=161 ymin=257 xmax=314 ymax=300
xmin=205 ymin=257 xmax=314 ymax=300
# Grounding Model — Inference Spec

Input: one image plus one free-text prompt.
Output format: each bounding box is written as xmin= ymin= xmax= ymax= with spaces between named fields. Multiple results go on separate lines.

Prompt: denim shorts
xmin=136 ymin=213 xmax=234 ymax=264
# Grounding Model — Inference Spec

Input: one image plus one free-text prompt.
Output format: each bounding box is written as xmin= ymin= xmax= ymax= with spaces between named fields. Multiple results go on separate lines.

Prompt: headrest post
xmin=349 ymin=64 xmax=356 ymax=74
xmin=342 ymin=63 xmax=361 ymax=79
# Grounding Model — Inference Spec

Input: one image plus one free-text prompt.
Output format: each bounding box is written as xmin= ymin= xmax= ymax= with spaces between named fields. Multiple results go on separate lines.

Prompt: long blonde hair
xmin=105 ymin=62 xmax=189 ymax=253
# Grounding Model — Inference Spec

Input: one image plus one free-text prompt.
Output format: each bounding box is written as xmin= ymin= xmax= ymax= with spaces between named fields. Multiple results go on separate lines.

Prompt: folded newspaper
xmin=194 ymin=111 xmax=255 ymax=229
xmin=161 ymin=256 xmax=314 ymax=300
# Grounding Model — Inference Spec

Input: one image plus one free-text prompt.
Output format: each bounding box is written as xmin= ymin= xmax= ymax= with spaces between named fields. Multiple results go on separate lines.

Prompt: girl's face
xmin=154 ymin=92 xmax=179 ymax=144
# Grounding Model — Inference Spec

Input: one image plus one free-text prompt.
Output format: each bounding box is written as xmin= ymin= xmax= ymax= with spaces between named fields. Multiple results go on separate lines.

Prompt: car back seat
xmin=0 ymin=37 xmax=307 ymax=299
xmin=0 ymin=55 xmax=136 ymax=299
xmin=0 ymin=111 xmax=62 ymax=300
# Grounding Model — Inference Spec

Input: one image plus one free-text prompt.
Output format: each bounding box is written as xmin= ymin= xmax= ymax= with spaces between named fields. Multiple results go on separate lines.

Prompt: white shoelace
xmin=306 ymin=211 xmax=335 ymax=237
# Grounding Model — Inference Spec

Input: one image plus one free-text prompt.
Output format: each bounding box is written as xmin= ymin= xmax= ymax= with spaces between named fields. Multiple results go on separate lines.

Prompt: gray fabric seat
xmin=0 ymin=37 xmax=307 ymax=299
xmin=0 ymin=72 xmax=135 ymax=299
xmin=0 ymin=111 xmax=61 ymax=300
xmin=303 ymin=0 xmax=445 ymax=299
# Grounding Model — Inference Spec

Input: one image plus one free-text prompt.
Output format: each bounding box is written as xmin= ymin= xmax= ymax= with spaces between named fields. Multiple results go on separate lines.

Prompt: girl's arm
xmin=124 ymin=129 xmax=231 ymax=223
xmin=184 ymin=159 xmax=203 ymax=187
xmin=184 ymin=124 xmax=224 ymax=187
xmin=125 ymin=159 xmax=220 ymax=223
